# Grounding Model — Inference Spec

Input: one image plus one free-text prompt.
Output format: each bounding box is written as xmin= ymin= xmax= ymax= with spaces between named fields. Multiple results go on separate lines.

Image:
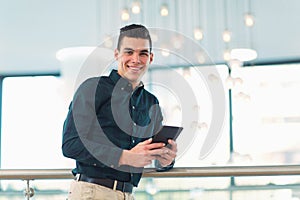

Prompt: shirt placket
xmin=130 ymin=90 xmax=137 ymax=148
xmin=129 ymin=86 xmax=138 ymax=183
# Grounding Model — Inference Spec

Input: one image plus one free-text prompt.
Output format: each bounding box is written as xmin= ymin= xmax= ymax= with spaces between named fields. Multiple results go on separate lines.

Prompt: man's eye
xmin=140 ymin=52 xmax=149 ymax=56
xmin=124 ymin=51 xmax=133 ymax=55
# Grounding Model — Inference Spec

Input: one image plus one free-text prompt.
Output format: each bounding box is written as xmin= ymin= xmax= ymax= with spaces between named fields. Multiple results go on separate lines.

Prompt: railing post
xmin=24 ymin=180 xmax=34 ymax=200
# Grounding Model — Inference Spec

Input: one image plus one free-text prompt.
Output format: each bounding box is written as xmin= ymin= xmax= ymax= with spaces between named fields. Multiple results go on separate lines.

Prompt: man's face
xmin=115 ymin=36 xmax=153 ymax=87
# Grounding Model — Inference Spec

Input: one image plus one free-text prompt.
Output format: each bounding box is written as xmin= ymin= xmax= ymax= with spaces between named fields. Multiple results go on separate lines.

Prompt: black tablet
xmin=152 ymin=125 xmax=183 ymax=145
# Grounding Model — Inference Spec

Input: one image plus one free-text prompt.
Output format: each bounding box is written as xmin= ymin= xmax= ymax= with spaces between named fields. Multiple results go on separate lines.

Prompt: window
xmin=1 ymin=76 xmax=73 ymax=169
xmin=231 ymin=64 xmax=300 ymax=166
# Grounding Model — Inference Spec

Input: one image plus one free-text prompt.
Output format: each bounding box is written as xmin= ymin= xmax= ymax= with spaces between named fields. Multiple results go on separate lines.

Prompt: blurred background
xmin=1 ymin=0 xmax=300 ymax=199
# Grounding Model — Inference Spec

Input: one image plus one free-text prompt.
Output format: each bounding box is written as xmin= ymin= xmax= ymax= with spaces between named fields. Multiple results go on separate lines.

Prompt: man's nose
xmin=132 ymin=52 xmax=141 ymax=63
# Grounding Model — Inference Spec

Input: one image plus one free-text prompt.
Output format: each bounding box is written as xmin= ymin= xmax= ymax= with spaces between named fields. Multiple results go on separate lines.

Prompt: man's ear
xmin=149 ymin=52 xmax=154 ymax=64
xmin=114 ymin=49 xmax=119 ymax=60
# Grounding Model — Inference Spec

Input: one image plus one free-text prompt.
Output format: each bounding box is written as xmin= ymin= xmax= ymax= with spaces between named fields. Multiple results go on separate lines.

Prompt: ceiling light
xmin=244 ymin=13 xmax=255 ymax=27
xmin=183 ymin=68 xmax=191 ymax=78
xmin=121 ymin=9 xmax=130 ymax=21
xmin=228 ymin=59 xmax=243 ymax=70
xmin=234 ymin=77 xmax=243 ymax=86
xmin=234 ymin=92 xmax=251 ymax=101
xmin=196 ymin=52 xmax=206 ymax=64
xmin=160 ymin=5 xmax=169 ymax=16
xmin=132 ymin=2 xmax=141 ymax=14
xmin=223 ymin=49 xmax=231 ymax=61
xmin=199 ymin=122 xmax=208 ymax=131
xmin=150 ymin=31 xmax=158 ymax=42
xmin=103 ymin=36 xmax=113 ymax=48
xmin=194 ymin=28 xmax=204 ymax=40
xmin=145 ymin=181 xmax=159 ymax=195
xmin=161 ymin=49 xmax=170 ymax=57
xmin=230 ymin=48 xmax=257 ymax=61
xmin=222 ymin=30 xmax=231 ymax=42
xmin=161 ymin=46 xmax=170 ymax=57
xmin=171 ymin=35 xmax=183 ymax=49
xmin=225 ymin=75 xmax=235 ymax=89
xmin=208 ymin=74 xmax=219 ymax=82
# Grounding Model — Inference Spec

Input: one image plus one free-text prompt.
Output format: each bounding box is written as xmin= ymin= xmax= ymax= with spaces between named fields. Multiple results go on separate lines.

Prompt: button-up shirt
xmin=62 ymin=70 xmax=164 ymax=186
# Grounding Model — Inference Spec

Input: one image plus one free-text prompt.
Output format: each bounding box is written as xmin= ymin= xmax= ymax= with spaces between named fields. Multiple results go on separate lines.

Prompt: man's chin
xmin=125 ymin=71 xmax=141 ymax=78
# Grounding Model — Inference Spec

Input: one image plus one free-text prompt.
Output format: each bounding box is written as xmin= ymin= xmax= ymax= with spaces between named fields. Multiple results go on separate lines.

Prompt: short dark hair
xmin=117 ymin=24 xmax=152 ymax=52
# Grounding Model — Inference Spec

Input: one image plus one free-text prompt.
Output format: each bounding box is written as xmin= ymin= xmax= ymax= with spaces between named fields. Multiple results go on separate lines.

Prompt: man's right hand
xmin=118 ymin=138 xmax=168 ymax=167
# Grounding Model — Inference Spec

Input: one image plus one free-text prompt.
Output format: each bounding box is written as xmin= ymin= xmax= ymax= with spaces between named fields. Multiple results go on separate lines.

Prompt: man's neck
xmin=131 ymin=81 xmax=140 ymax=90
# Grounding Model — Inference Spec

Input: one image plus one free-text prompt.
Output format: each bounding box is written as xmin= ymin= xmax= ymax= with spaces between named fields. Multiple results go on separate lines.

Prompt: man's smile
xmin=127 ymin=65 xmax=143 ymax=72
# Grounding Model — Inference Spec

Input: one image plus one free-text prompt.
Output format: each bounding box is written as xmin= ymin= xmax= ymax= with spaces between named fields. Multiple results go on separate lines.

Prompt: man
xmin=62 ymin=24 xmax=177 ymax=200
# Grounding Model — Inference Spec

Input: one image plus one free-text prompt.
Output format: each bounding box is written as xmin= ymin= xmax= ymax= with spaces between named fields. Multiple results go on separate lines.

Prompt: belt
xmin=75 ymin=174 xmax=133 ymax=193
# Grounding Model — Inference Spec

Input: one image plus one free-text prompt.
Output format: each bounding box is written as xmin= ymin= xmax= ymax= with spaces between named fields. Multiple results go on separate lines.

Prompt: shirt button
xmin=93 ymin=163 xmax=97 ymax=166
xmin=121 ymin=87 xmax=124 ymax=90
xmin=133 ymin=122 xmax=137 ymax=126
xmin=132 ymin=106 xmax=135 ymax=110
xmin=132 ymin=139 xmax=135 ymax=143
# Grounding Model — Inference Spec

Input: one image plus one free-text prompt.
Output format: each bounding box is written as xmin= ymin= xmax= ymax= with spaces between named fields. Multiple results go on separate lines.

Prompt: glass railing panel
xmin=135 ymin=177 xmax=230 ymax=200
xmin=0 ymin=179 xmax=70 ymax=200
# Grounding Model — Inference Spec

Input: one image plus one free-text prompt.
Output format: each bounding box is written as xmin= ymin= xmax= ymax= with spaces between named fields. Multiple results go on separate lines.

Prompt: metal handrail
xmin=1 ymin=165 xmax=300 ymax=180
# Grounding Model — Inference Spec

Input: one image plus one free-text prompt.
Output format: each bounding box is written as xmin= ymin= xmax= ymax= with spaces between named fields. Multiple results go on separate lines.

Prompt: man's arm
xmin=62 ymin=78 xmax=123 ymax=168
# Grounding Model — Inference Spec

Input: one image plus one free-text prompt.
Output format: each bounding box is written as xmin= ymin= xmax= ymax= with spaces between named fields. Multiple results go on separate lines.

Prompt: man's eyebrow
xmin=122 ymin=48 xmax=150 ymax=53
xmin=140 ymin=49 xmax=150 ymax=53
xmin=123 ymin=48 xmax=134 ymax=51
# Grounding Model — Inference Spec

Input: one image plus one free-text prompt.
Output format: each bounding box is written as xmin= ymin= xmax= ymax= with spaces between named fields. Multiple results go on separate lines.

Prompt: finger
xmin=159 ymin=151 xmax=173 ymax=160
xmin=146 ymin=142 xmax=165 ymax=150
xmin=155 ymin=156 xmax=164 ymax=163
xmin=149 ymin=148 xmax=168 ymax=156
xmin=160 ymin=147 xmax=177 ymax=161
xmin=140 ymin=138 xmax=153 ymax=145
xmin=169 ymin=149 xmax=177 ymax=157
xmin=168 ymin=139 xmax=178 ymax=151
xmin=161 ymin=147 xmax=174 ymax=156
xmin=167 ymin=139 xmax=176 ymax=146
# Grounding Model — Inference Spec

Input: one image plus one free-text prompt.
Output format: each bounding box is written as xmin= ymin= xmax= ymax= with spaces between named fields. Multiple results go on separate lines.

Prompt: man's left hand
xmin=155 ymin=139 xmax=177 ymax=167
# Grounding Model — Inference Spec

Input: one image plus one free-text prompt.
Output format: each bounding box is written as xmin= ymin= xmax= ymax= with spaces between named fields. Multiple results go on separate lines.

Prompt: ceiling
xmin=1 ymin=0 xmax=300 ymax=75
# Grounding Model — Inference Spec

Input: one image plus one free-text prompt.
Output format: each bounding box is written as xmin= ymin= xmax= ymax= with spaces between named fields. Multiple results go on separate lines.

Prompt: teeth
xmin=129 ymin=66 xmax=140 ymax=71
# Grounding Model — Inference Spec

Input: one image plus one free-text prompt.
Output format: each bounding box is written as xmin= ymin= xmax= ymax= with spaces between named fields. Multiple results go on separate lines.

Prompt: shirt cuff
xmin=103 ymin=147 xmax=123 ymax=169
xmin=155 ymin=159 xmax=175 ymax=172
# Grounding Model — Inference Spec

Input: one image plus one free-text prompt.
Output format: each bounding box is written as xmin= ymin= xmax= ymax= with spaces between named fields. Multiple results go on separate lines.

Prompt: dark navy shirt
xmin=62 ymin=70 xmax=165 ymax=186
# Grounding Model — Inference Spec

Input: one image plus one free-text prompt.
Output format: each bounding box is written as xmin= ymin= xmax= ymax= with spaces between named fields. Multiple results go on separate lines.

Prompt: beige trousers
xmin=67 ymin=180 xmax=135 ymax=200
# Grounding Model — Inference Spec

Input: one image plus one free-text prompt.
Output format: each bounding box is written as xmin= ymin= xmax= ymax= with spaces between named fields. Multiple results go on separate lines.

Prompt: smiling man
xmin=115 ymin=35 xmax=153 ymax=89
xmin=62 ymin=24 xmax=177 ymax=200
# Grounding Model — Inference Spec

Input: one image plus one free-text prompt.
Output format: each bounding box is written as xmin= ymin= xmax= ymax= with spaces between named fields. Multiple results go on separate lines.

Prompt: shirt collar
xmin=109 ymin=69 xmax=122 ymax=84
